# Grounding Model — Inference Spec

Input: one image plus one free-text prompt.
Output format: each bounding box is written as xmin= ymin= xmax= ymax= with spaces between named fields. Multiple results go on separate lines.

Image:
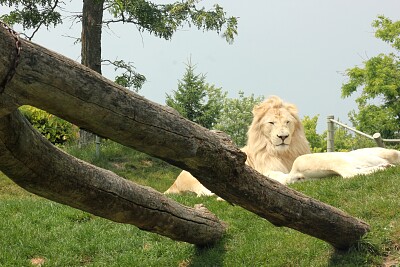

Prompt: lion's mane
xmin=242 ymin=96 xmax=311 ymax=175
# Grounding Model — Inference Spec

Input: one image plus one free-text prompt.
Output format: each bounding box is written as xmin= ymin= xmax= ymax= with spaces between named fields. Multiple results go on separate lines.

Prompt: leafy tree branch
xmin=341 ymin=16 xmax=400 ymax=138
xmin=105 ymin=0 xmax=238 ymax=43
xmin=0 ymin=0 xmax=63 ymax=40
xmin=102 ymin=59 xmax=146 ymax=91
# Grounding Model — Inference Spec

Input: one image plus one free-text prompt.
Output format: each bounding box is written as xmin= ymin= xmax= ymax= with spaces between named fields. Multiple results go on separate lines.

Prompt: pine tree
xmin=166 ymin=60 xmax=225 ymax=129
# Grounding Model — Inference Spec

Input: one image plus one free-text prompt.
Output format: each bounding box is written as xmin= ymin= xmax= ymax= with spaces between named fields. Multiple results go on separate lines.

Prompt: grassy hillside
xmin=0 ymin=141 xmax=399 ymax=266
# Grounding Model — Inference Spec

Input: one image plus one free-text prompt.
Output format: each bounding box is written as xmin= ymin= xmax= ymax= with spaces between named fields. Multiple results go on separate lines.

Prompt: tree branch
xmin=24 ymin=0 xmax=62 ymax=41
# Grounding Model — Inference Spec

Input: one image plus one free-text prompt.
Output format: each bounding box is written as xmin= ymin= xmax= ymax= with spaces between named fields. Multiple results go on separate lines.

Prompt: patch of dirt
xmin=382 ymin=255 xmax=399 ymax=267
xmin=111 ymin=162 xmax=126 ymax=170
xmin=383 ymin=237 xmax=400 ymax=267
xmin=30 ymin=257 xmax=45 ymax=266
xmin=80 ymin=255 xmax=93 ymax=265
xmin=143 ymin=243 xmax=151 ymax=251
xmin=141 ymin=160 xmax=153 ymax=167
xmin=381 ymin=219 xmax=400 ymax=266
xmin=178 ymin=259 xmax=191 ymax=267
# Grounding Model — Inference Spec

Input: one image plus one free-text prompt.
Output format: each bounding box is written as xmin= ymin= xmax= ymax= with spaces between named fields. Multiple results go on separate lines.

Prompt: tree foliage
xmin=166 ymin=60 xmax=226 ymax=129
xmin=0 ymin=0 xmax=61 ymax=39
xmin=102 ymin=59 xmax=146 ymax=92
xmin=214 ymin=91 xmax=264 ymax=147
xmin=341 ymin=16 xmax=400 ymax=138
xmin=301 ymin=115 xmax=323 ymax=152
xmin=1 ymin=0 xmax=237 ymax=43
xmin=107 ymin=0 xmax=238 ymax=43
xmin=19 ymin=106 xmax=77 ymax=146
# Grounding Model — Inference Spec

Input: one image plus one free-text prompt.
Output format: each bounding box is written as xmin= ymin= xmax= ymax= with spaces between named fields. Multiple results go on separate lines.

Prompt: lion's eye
xmin=286 ymin=121 xmax=290 ymax=124
xmin=268 ymin=122 xmax=275 ymax=125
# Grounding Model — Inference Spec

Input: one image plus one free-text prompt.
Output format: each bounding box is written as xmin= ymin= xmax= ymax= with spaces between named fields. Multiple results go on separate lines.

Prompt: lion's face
xmin=244 ymin=95 xmax=310 ymax=174
xmin=259 ymin=108 xmax=296 ymax=151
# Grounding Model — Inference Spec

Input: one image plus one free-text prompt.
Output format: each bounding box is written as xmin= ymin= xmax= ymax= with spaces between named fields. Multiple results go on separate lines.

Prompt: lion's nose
xmin=277 ymin=134 xmax=289 ymax=141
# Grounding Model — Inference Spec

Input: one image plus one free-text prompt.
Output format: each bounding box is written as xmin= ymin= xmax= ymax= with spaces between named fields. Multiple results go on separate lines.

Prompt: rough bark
xmin=0 ymin=26 xmax=370 ymax=249
xmin=81 ymin=0 xmax=103 ymax=73
xmin=79 ymin=0 xmax=104 ymax=145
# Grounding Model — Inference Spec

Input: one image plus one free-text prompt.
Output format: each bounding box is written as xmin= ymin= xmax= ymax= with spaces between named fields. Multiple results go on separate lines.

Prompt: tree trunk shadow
xmin=328 ymin=240 xmax=381 ymax=266
xmin=188 ymin=239 xmax=227 ymax=267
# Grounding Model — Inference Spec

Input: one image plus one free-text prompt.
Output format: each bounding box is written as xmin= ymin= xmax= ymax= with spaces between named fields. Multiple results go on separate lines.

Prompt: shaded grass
xmin=0 ymin=141 xmax=399 ymax=266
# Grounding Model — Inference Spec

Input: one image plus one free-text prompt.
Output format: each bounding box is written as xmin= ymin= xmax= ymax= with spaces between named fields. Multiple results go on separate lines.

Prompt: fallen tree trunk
xmin=0 ymin=25 xmax=369 ymax=249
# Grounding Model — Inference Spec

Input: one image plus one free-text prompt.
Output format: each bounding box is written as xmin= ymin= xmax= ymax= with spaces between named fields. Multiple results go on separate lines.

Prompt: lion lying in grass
xmin=164 ymin=95 xmax=311 ymax=196
xmin=267 ymin=147 xmax=400 ymax=184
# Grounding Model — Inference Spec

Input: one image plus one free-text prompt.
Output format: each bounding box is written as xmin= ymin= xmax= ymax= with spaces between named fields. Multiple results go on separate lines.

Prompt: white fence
xmin=326 ymin=115 xmax=400 ymax=152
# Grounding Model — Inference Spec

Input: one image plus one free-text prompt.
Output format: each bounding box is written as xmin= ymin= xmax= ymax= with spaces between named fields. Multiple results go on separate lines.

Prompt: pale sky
xmin=2 ymin=1 xmax=400 ymax=132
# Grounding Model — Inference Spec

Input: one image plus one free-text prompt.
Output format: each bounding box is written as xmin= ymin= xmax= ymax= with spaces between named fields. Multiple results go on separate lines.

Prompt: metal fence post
xmin=327 ymin=115 xmax=335 ymax=152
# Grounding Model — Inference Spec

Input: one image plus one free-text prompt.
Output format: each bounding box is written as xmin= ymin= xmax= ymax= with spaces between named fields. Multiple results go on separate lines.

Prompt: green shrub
xmin=19 ymin=106 xmax=78 ymax=146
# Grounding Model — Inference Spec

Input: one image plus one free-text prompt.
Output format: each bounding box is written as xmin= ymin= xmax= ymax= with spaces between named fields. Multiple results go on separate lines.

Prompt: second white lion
xmin=267 ymin=147 xmax=400 ymax=184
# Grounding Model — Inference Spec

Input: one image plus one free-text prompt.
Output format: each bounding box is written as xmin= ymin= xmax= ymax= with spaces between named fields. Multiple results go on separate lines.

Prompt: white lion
xmin=164 ymin=95 xmax=311 ymax=196
xmin=267 ymin=147 xmax=400 ymax=184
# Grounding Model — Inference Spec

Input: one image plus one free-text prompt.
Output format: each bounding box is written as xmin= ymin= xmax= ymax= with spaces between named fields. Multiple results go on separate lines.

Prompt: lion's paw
xmin=265 ymin=171 xmax=290 ymax=184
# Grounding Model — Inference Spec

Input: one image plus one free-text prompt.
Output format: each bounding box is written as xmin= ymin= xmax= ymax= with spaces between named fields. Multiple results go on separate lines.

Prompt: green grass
xmin=0 ymin=141 xmax=399 ymax=266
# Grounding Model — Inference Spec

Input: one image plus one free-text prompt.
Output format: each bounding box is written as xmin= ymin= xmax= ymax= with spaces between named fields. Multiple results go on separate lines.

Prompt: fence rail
xmin=327 ymin=115 xmax=400 ymax=152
